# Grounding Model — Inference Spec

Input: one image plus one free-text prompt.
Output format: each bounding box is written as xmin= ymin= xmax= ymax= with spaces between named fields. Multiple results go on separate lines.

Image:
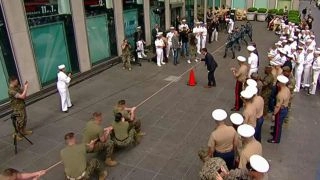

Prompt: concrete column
xmin=182 ymin=0 xmax=186 ymax=18
xmin=269 ymin=0 xmax=276 ymax=9
xmin=143 ymin=0 xmax=151 ymax=45
xmin=291 ymin=0 xmax=299 ymax=10
xmin=247 ymin=0 xmax=254 ymax=8
xmin=1 ymin=0 xmax=41 ymax=93
xmin=165 ymin=0 xmax=171 ymax=30
xmin=113 ymin=0 xmax=125 ymax=56
xmin=194 ymin=0 xmax=197 ymax=22
xmin=204 ymin=0 xmax=208 ymax=22
xmin=70 ymin=0 xmax=91 ymax=72
xmin=226 ymin=0 xmax=232 ymax=8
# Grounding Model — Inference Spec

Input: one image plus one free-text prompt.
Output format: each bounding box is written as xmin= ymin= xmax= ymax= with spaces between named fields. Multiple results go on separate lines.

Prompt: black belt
xmin=115 ymin=136 xmax=129 ymax=142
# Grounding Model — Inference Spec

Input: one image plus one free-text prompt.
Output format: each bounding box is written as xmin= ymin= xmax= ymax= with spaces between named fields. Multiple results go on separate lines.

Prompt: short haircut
xmin=64 ymin=132 xmax=75 ymax=140
xmin=9 ymin=76 xmax=18 ymax=82
xmin=2 ymin=168 xmax=19 ymax=177
xmin=114 ymin=113 xmax=122 ymax=122
xmin=118 ymin=100 xmax=126 ymax=105
xmin=201 ymin=48 xmax=208 ymax=52
xmin=92 ymin=112 xmax=102 ymax=118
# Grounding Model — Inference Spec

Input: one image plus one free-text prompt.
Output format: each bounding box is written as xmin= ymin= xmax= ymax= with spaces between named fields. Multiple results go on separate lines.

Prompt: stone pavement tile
xmin=114 ymin=148 xmax=145 ymax=167
xmin=124 ymin=167 xmax=156 ymax=180
xmin=42 ymin=163 xmax=65 ymax=180
xmin=136 ymin=153 xmax=167 ymax=173
xmin=182 ymin=164 xmax=201 ymax=180
xmin=5 ymin=150 xmax=41 ymax=170
xmin=148 ymin=140 xmax=179 ymax=159
xmin=142 ymin=126 xmax=166 ymax=140
xmin=158 ymin=159 xmax=191 ymax=179
xmin=132 ymin=135 xmax=160 ymax=153
xmin=106 ymin=163 xmax=134 ymax=180
xmin=152 ymin=174 xmax=177 ymax=180
xmin=24 ymin=134 xmax=60 ymax=155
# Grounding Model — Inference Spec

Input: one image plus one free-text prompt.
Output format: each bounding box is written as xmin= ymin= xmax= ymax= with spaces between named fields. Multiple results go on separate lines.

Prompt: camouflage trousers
xmin=13 ymin=108 xmax=27 ymax=130
xmin=113 ymin=128 xmax=137 ymax=148
xmin=122 ymin=54 xmax=131 ymax=69
xmin=65 ymin=159 xmax=103 ymax=180
xmin=129 ymin=119 xmax=141 ymax=133
xmin=92 ymin=140 xmax=114 ymax=158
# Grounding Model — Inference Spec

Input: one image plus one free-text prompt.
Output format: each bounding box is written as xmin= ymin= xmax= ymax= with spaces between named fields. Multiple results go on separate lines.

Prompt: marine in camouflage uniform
xmin=121 ymin=39 xmax=132 ymax=70
xmin=8 ymin=76 xmax=32 ymax=139
xmin=245 ymin=21 xmax=253 ymax=42
xmin=198 ymin=148 xmax=249 ymax=180
xmin=61 ymin=132 xmax=107 ymax=180
xmin=261 ymin=66 xmax=274 ymax=117
xmin=198 ymin=148 xmax=228 ymax=180
xmin=223 ymin=33 xmax=236 ymax=59
xmin=113 ymin=100 xmax=142 ymax=133
xmin=82 ymin=112 xmax=117 ymax=167
xmin=111 ymin=113 xmax=139 ymax=148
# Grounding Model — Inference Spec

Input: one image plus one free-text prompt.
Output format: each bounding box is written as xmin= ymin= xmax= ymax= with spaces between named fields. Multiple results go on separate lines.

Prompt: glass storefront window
xmin=0 ymin=7 xmax=17 ymax=102
xmin=150 ymin=0 xmax=165 ymax=32
xmin=84 ymin=0 xmax=117 ymax=65
xmin=24 ymin=0 xmax=79 ymax=86
xmin=185 ymin=0 xmax=194 ymax=27
xmin=123 ymin=0 xmax=145 ymax=47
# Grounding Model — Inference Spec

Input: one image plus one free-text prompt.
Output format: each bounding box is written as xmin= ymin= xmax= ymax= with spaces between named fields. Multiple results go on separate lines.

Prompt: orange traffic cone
xmin=187 ymin=69 xmax=196 ymax=86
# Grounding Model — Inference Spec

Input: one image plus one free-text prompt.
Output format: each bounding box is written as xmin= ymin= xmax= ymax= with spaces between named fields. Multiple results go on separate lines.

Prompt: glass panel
xmin=24 ymin=0 xmax=79 ymax=87
xmin=255 ymin=0 xmax=269 ymax=8
xmin=150 ymin=0 xmax=165 ymax=31
xmin=86 ymin=15 xmax=111 ymax=64
xmin=30 ymin=23 xmax=71 ymax=85
xmin=278 ymin=0 xmax=291 ymax=9
xmin=123 ymin=9 xmax=138 ymax=47
xmin=197 ymin=0 xmax=205 ymax=21
xmin=208 ymin=0 xmax=213 ymax=8
xmin=215 ymin=0 xmax=220 ymax=7
xmin=232 ymin=0 xmax=246 ymax=9
xmin=185 ymin=0 xmax=194 ymax=27
xmin=0 ymin=49 xmax=8 ymax=101
xmin=84 ymin=0 xmax=117 ymax=63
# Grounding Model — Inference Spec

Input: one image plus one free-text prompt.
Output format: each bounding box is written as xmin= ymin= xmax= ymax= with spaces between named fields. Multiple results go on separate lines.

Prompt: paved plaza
xmin=1 ymin=1 xmax=320 ymax=179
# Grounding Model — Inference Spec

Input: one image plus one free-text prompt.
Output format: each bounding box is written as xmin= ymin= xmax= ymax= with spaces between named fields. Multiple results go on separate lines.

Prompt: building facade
xmin=0 ymin=0 xmax=298 ymax=107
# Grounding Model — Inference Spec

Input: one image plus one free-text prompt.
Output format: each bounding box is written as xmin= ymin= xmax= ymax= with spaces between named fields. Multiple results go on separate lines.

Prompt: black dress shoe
xmin=63 ymin=110 xmax=69 ymax=113
xmin=267 ymin=139 xmax=279 ymax=144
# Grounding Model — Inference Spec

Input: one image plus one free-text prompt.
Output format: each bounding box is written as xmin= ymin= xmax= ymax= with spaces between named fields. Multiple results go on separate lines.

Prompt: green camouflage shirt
xmin=8 ymin=86 xmax=25 ymax=111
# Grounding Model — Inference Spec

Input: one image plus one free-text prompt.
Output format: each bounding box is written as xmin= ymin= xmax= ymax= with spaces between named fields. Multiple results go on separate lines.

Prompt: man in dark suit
xmin=201 ymin=48 xmax=218 ymax=88
xmin=151 ymin=24 xmax=160 ymax=53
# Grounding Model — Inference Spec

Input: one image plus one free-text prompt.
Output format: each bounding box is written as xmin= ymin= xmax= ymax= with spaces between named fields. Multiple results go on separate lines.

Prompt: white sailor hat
xmin=247 ymin=45 xmax=256 ymax=51
xmin=212 ymin=109 xmax=227 ymax=121
xmin=306 ymin=30 xmax=310 ymax=32
xmin=237 ymin=124 xmax=255 ymax=137
xmin=307 ymin=46 xmax=314 ymax=51
xmin=299 ymin=40 xmax=305 ymax=45
xmin=295 ymin=29 xmax=301 ymax=32
xmin=245 ymin=86 xmax=258 ymax=95
xmin=291 ymin=46 xmax=297 ymax=50
xmin=275 ymin=42 xmax=282 ymax=46
xmin=306 ymin=39 xmax=312 ymax=43
xmin=156 ymin=32 xmax=163 ymax=37
xmin=240 ymin=90 xmax=254 ymax=99
xmin=317 ymin=48 xmax=320 ymax=51
xmin=270 ymin=61 xmax=281 ymax=66
xmin=297 ymin=46 xmax=304 ymax=50
xmin=279 ymin=36 xmax=286 ymax=40
xmin=237 ymin=56 xmax=246 ymax=62
xmin=246 ymin=79 xmax=257 ymax=87
xmin=293 ymin=36 xmax=298 ymax=40
xmin=249 ymin=155 xmax=270 ymax=173
xmin=195 ymin=21 xmax=201 ymax=24
xmin=311 ymin=35 xmax=315 ymax=38
xmin=137 ymin=26 xmax=141 ymax=29
xmin=182 ymin=19 xmax=186 ymax=22
xmin=58 ymin=64 xmax=65 ymax=70
xmin=288 ymin=38 xmax=294 ymax=41
xmin=277 ymin=75 xmax=289 ymax=84
xmin=268 ymin=53 xmax=275 ymax=58
xmin=278 ymin=48 xmax=287 ymax=54
xmin=302 ymin=30 xmax=306 ymax=32
xmin=282 ymin=39 xmax=288 ymax=43
xmin=170 ymin=26 xmax=175 ymax=30
xmin=314 ymin=51 xmax=320 ymax=54
xmin=230 ymin=113 xmax=244 ymax=125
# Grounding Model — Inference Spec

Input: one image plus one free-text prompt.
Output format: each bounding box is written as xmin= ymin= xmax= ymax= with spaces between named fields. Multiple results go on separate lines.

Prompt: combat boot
xmin=12 ymin=133 xmax=23 ymax=141
xmin=98 ymin=170 xmax=108 ymax=180
xmin=105 ymin=158 xmax=117 ymax=167
xmin=22 ymin=129 xmax=33 ymax=135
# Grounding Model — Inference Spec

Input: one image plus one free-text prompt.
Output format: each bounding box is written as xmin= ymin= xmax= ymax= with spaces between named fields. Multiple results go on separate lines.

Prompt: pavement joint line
xmin=17 ymin=43 xmax=228 ymax=175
